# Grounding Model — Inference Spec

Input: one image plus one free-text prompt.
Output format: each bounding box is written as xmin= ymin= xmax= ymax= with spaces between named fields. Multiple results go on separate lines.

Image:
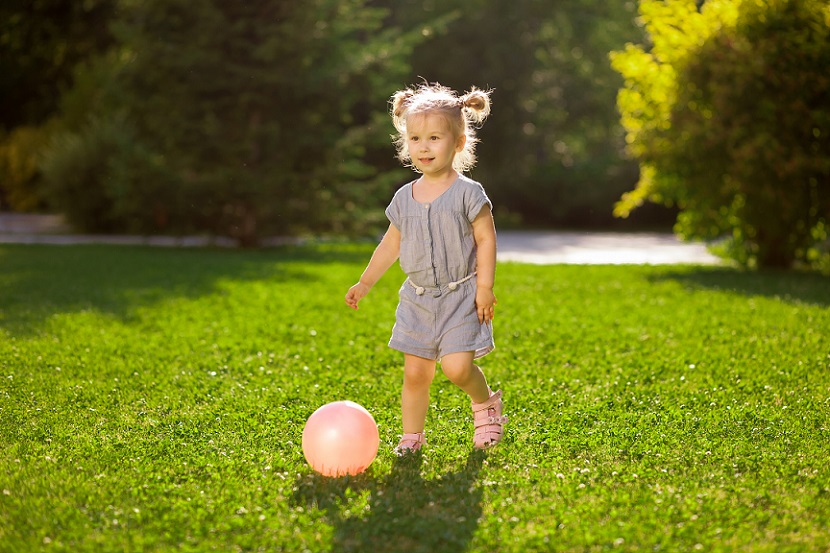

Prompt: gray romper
xmin=385 ymin=175 xmax=495 ymax=361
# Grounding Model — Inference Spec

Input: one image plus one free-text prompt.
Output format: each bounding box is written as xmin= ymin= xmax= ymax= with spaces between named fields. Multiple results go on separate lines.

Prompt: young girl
xmin=345 ymin=82 xmax=507 ymax=454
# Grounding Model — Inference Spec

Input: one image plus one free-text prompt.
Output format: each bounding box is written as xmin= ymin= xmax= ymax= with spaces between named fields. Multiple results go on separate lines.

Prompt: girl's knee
xmin=404 ymin=356 xmax=436 ymax=388
xmin=404 ymin=370 xmax=434 ymax=388
xmin=440 ymin=353 xmax=476 ymax=384
xmin=443 ymin=365 xmax=471 ymax=385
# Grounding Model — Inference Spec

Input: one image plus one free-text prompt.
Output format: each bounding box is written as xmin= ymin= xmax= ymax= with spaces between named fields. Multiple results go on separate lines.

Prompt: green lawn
xmin=0 ymin=244 xmax=828 ymax=552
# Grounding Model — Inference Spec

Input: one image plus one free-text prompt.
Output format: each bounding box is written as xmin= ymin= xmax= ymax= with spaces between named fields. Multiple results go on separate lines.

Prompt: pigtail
xmin=391 ymin=89 xmax=414 ymax=117
xmin=460 ymin=87 xmax=492 ymax=125
xmin=390 ymin=89 xmax=415 ymax=132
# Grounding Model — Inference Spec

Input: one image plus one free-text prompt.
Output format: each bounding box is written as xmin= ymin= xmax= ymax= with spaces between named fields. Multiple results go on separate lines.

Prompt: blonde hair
xmin=390 ymin=82 xmax=491 ymax=173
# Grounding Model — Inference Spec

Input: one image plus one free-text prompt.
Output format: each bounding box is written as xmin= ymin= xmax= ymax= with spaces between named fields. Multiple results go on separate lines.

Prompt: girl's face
xmin=406 ymin=112 xmax=466 ymax=178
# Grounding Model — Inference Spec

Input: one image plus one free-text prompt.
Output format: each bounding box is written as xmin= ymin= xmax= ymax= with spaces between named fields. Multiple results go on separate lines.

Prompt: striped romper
xmin=385 ymin=174 xmax=495 ymax=361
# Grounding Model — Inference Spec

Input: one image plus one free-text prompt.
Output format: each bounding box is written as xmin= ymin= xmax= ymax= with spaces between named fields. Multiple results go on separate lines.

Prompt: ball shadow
xmin=291 ymin=449 xmax=487 ymax=553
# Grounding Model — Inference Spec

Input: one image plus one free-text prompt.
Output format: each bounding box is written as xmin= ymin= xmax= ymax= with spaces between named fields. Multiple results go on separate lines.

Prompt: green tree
xmin=389 ymin=0 xmax=652 ymax=228
xmin=613 ymin=0 xmax=830 ymax=269
xmin=43 ymin=0 xmax=426 ymax=242
xmin=0 ymin=0 xmax=116 ymax=130
xmin=0 ymin=0 xmax=117 ymax=210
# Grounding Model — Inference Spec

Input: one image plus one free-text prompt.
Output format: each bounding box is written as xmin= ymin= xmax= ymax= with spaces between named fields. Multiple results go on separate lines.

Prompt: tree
xmin=380 ymin=0 xmax=655 ymax=228
xmin=42 ymin=0 xmax=427 ymax=242
xmin=0 ymin=0 xmax=117 ymax=210
xmin=27 ymin=0 xmax=673 ymax=233
xmin=0 ymin=0 xmax=116 ymax=130
xmin=612 ymin=0 xmax=830 ymax=269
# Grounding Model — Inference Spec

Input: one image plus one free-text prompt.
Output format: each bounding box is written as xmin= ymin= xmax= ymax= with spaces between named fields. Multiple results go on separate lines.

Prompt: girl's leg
xmin=440 ymin=351 xmax=490 ymax=404
xmin=442 ymin=351 xmax=507 ymax=449
xmin=402 ymin=354 xmax=436 ymax=434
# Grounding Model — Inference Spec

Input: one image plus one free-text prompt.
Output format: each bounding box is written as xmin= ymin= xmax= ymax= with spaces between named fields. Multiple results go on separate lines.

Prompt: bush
xmin=613 ymin=0 xmax=830 ymax=269
xmin=40 ymin=115 xmax=179 ymax=234
xmin=0 ymin=125 xmax=54 ymax=212
xmin=110 ymin=0 xmax=423 ymax=244
xmin=33 ymin=1 xmax=426 ymax=243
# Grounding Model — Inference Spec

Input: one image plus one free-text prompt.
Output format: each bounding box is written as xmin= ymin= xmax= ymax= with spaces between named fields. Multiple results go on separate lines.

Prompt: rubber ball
xmin=302 ymin=400 xmax=379 ymax=476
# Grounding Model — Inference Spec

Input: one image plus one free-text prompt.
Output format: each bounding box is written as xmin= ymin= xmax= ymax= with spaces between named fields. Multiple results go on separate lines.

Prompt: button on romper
xmin=385 ymin=175 xmax=495 ymax=361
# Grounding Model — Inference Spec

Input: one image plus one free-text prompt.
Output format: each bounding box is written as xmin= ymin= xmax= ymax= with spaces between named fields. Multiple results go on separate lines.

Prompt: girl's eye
xmin=430 ymin=136 xmax=439 ymax=141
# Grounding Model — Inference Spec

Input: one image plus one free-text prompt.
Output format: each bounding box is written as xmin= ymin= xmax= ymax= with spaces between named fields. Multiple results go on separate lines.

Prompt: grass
xmin=0 ymin=243 xmax=828 ymax=552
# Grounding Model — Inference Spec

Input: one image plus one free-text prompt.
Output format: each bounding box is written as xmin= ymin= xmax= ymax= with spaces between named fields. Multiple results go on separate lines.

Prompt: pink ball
xmin=302 ymin=400 xmax=379 ymax=477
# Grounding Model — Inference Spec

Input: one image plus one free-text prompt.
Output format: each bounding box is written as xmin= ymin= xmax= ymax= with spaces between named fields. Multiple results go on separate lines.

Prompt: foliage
xmin=0 ymin=1 xmax=117 ymax=212
xmin=100 ymin=0 xmax=425 ymax=244
xmin=18 ymin=0 xmax=429 ymax=241
xmin=39 ymin=51 xmax=199 ymax=235
xmin=0 ymin=244 xmax=829 ymax=551
xmin=39 ymin=114 xmax=175 ymax=233
xmin=389 ymin=0 xmax=658 ymax=229
xmin=4 ymin=1 xmax=675 ymax=233
xmin=612 ymin=0 xmax=830 ymax=269
xmin=0 ymin=125 xmax=54 ymax=211
xmin=0 ymin=0 xmax=117 ymax=131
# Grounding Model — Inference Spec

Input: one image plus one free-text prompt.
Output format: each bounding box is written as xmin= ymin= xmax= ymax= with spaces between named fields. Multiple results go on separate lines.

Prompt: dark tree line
xmin=4 ymin=0 xmax=823 ymax=267
xmin=2 ymin=1 xmax=678 ymax=242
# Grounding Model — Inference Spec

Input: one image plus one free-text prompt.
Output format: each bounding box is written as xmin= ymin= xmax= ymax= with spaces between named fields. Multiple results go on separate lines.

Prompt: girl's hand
xmin=345 ymin=282 xmax=371 ymax=310
xmin=475 ymin=287 xmax=497 ymax=324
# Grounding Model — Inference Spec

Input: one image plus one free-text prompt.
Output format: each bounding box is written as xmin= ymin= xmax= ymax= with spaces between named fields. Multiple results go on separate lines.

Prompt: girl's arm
xmin=345 ymin=223 xmax=401 ymax=310
xmin=472 ymin=206 xmax=497 ymax=324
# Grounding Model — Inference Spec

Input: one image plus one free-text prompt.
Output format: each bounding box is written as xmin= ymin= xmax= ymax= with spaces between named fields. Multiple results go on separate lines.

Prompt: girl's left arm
xmin=472 ymin=206 xmax=497 ymax=324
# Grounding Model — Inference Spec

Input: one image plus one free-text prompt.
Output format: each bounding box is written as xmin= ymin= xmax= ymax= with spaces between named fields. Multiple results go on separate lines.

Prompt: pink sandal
xmin=395 ymin=432 xmax=426 ymax=455
xmin=472 ymin=389 xmax=507 ymax=449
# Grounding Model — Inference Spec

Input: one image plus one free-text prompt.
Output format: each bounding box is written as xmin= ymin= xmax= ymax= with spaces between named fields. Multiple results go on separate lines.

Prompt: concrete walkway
xmin=497 ymin=230 xmax=721 ymax=265
xmin=0 ymin=213 xmax=721 ymax=265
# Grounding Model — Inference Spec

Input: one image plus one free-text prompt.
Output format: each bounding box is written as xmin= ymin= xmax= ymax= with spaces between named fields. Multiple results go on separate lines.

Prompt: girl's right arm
xmin=345 ymin=223 xmax=401 ymax=310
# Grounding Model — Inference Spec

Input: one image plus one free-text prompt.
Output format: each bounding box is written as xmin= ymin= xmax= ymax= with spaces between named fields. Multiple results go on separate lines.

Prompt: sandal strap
xmin=475 ymin=425 xmax=504 ymax=437
xmin=400 ymin=432 xmax=426 ymax=446
xmin=474 ymin=413 xmax=508 ymax=427
xmin=471 ymin=389 xmax=503 ymax=412
xmin=396 ymin=432 xmax=426 ymax=454
xmin=472 ymin=389 xmax=507 ymax=427
xmin=475 ymin=415 xmax=508 ymax=427
xmin=471 ymin=389 xmax=507 ymax=449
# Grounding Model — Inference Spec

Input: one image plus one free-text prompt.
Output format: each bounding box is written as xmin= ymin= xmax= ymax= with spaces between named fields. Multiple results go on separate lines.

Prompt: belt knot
xmin=409 ymin=272 xmax=476 ymax=296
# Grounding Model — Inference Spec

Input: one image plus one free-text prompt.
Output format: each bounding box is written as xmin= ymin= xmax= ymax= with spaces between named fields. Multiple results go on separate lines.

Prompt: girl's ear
xmin=455 ymin=133 xmax=467 ymax=152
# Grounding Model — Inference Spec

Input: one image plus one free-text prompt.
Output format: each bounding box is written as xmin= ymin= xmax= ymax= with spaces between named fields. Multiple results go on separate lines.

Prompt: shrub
xmin=0 ymin=125 xmax=54 ymax=211
xmin=40 ymin=115 xmax=179 ymax=234
xmin=613 ymin=0 xmax=830 ymax=269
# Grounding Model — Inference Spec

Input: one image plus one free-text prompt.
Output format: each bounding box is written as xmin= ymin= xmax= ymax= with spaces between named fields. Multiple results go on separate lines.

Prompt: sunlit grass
xmin=0 ymin=244 xmax=828 ymax=552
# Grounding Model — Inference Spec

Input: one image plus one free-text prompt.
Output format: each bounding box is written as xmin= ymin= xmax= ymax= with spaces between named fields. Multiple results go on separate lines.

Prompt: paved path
xmin=0 ymin=213 xmax=721 ymax=265
xmin=497 ymin=230 xmax=721 ymax=265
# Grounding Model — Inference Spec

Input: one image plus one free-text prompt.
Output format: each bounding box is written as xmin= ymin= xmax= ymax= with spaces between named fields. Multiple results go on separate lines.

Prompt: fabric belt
xmin=407 ymin=272 xmax=476 ymax=296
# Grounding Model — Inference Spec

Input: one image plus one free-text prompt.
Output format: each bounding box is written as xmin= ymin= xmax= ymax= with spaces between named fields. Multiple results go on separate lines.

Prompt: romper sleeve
xmin=385 ymin=184 xmax=407 ymax=230
xmin=465 ymin=180 xmax=493 ymax=223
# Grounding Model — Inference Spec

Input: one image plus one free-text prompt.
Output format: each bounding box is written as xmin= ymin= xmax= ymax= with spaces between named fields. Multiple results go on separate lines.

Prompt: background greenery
xmin=612 ymin=0 xmax=830 ymax=270
xmin=2 ymin=0 xmax=828 ymax=269
xmin=1 ymin=244 xmax=828 ymax=551
xmin=1 ymin=0 xmax=663 ymax=239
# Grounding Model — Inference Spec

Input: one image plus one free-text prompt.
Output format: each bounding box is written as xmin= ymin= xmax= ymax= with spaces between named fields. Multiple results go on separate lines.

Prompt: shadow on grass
xmin=291 ymin=450 xmax=486 ymax=553
xmin=0 ymin=243 xmax=373 ymax=335
xmin=649 ymin=266 xmax=830 ymax=307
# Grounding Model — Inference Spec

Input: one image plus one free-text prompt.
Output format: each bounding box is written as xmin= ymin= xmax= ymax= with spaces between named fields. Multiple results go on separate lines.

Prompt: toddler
xmin=345 ymin=82 xmax=506 ymax=454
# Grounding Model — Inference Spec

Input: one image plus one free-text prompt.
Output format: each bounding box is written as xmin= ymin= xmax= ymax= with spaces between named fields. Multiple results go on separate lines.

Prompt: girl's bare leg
xmin=402 ymin=354 xmax=436 ymax=433
xmin=440 ymin=351 xmax=491 ymax=403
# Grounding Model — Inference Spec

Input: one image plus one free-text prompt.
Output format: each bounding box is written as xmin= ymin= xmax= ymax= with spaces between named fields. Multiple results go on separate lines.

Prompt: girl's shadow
xmin=291 ymin=450 xmax=487 ymax=553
